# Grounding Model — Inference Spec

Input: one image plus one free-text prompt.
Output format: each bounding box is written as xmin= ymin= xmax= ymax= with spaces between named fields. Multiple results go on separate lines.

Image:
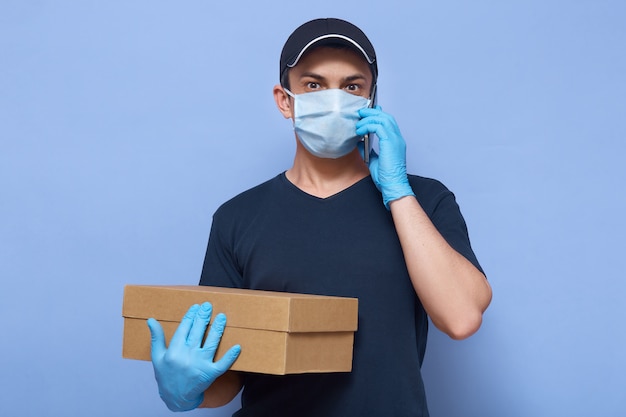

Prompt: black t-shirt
xmin=200 ymin=172 xmax=482 ymax=417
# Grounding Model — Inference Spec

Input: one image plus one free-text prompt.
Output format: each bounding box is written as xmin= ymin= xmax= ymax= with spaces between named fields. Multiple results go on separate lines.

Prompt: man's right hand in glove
xmin=147 ymin=302 xmax=241 ymax=412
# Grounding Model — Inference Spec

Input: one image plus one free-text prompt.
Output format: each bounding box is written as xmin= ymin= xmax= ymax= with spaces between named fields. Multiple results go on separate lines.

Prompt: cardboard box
xmin=122 ymin=285 xmax=358 ymax=375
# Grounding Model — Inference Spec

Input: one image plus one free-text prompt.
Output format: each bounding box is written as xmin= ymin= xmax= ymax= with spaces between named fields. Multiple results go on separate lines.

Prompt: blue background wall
xmin=1 ymin=1 xmax=624 ymax=416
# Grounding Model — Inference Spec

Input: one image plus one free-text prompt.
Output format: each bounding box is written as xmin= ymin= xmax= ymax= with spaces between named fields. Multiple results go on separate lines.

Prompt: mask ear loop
xmin=283 ymin=88 xmax=296 ymax=108
xmin=282 ymin=88 xmax=297 ymax=120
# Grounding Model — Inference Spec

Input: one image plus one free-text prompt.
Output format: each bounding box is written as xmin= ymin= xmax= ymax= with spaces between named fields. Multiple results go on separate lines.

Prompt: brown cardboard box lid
xmin=122 ymin=285 xmax=358 ymax=333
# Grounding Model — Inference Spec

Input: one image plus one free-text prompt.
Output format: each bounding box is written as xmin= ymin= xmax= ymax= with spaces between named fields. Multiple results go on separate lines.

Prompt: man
xmin=147 ymin=17 xmax=492 ymax=416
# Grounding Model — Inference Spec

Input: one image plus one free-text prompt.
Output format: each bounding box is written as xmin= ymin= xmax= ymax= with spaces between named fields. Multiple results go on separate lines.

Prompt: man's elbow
xmin=438 ymin=296 xmax=491 ymax=339
xmin=445 ymin=311 xmax=484 ymax=340
xmin=437 ymin=280 xmax=492 ymax=340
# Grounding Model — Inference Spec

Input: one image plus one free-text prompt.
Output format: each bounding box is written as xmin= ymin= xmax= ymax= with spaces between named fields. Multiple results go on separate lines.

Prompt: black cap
xmin=279 ymin=18 xmax=378 ymax=85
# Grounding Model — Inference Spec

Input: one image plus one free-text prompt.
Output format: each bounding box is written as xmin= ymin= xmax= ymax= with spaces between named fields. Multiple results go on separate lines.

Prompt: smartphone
xmin=362 ymin=86 xmax=377 ymax=165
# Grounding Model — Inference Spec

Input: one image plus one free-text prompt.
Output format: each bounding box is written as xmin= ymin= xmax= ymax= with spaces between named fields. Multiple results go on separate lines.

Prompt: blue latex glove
xmin=356 ymin=105 xmax=415 ymax=209
xmin=147 ymin=302 xmax=241 ymax=412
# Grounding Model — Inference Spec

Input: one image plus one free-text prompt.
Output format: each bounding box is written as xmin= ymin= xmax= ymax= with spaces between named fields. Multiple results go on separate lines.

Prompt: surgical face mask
xmin=284 ymin=88 xmax=371 ymax=159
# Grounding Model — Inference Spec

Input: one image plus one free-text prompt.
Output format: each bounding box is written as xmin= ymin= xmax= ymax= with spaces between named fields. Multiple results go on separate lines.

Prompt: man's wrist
xmin=382 ymin=180 xmax=415 ymax=210
xmin=161 ymin=391 xmax=203 ymax=412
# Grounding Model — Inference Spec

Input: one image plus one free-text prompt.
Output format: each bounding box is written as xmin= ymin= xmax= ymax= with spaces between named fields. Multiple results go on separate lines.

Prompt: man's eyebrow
xmin=299 ymin=72 xmax=326 ymax=81
xmin=343 ymin=74 xmax=368 ymax=83
xmin=298 ymin=73 xmax=368 ymax=83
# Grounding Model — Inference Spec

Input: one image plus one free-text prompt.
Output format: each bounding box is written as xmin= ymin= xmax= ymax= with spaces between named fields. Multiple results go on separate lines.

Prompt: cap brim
xmin=286 ymin=34 xmax=376 ymax=68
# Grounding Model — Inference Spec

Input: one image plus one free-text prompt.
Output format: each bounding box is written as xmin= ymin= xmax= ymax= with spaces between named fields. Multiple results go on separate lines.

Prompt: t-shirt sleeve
xmin=198 ymin=211 xmax=244 ymax=288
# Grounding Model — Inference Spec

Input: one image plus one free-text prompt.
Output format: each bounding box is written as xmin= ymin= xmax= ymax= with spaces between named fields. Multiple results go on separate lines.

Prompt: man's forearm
xmin=199 ymin=371 xmax=244 ymax=408
xmin=390 ymin=196 xmax=492 ymax=340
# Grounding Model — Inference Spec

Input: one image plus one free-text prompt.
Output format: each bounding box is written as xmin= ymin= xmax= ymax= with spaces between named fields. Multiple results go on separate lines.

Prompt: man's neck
xmin=286 ymin=146 xmax=370 ymax=198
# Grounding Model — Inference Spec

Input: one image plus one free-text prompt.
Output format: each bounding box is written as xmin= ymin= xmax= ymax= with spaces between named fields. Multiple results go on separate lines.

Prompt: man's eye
xmin=307 ymin=82 xmax=320 ymax=89
xmin=346 ymin=84 xmax=359 ymax=92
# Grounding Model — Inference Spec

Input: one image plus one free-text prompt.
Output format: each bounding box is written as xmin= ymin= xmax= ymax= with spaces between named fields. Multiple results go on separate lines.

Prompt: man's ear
xmin=273 ymin=85 xmax=293 ymax=119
